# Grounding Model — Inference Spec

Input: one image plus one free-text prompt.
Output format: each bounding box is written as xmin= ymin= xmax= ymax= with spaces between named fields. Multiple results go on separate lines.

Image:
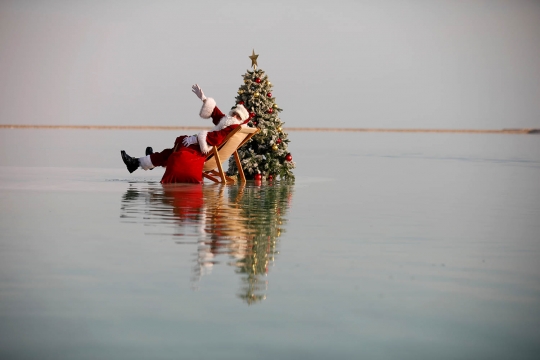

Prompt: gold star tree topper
xmin=249 ymin=49 xmax=259 ymax=69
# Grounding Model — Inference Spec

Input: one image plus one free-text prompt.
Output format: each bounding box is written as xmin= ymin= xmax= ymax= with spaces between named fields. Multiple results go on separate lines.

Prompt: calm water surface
xmin=0 ymin=130 xmax=539 ymax=359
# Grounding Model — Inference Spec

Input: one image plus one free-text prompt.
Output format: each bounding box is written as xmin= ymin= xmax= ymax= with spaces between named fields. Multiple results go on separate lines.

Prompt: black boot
xmin=121 ymin=150 xmax=139 ymax=173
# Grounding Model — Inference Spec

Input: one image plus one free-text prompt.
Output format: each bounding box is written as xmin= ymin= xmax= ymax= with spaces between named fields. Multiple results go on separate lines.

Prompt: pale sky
xmin=1 ymin=0 xmax=539 ymax=129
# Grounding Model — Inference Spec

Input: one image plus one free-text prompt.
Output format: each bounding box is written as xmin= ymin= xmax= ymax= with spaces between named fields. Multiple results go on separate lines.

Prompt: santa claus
xmin=120 ymin=84 xmax=250 ymax=183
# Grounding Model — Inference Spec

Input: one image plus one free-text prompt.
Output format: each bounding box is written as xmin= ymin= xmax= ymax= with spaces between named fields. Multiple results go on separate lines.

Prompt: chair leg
xmin=212 ymin=146 xmax=227 ymax=183
xmin=234 ymin=151 xmax=246 ymax=182
xmin=203 ymin=173 xmax=219 ymax=183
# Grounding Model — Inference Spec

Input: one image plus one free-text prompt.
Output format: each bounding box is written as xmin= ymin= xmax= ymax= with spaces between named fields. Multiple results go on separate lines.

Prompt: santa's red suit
xmin=149 ymin=98 xmax=248 ymax=184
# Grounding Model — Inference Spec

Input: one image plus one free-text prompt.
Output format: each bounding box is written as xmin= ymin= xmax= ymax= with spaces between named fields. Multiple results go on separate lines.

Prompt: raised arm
xmin=191 ymin=84 xmax=207 ymax=102
xmin=192 ymin=84 xmax=224 ymax=126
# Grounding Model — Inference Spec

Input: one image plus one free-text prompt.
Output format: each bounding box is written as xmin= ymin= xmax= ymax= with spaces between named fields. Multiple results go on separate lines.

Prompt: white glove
xmin=182 ymin=135 xmax=198 ymax=147
xmin=191 ymin=84 xmax=207 ymax=101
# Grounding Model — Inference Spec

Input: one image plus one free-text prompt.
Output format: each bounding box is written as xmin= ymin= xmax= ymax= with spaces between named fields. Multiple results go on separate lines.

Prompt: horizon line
xmin=0 ymin=124 xmax=538 ymax=134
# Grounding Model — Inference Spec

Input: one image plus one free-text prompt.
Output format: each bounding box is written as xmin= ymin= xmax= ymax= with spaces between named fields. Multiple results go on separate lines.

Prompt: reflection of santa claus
xmin=158 ymin=185 xmax=250 ymax=272
xmin=161 ymin=185 xmax=204 ymax=222
xmin=120 ymin=84 xmax=250 ymax=183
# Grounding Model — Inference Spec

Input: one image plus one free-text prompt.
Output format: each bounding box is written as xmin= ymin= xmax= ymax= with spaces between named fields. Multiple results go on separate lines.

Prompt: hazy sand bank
xmin=1 ymin=124 xmax=538 ymax=134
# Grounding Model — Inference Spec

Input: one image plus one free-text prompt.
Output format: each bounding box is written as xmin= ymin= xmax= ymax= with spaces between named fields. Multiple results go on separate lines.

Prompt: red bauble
xmin=267 ymin=108 xmax=273 ymax=114
xmin=267 ymin=92 xmax=272 ymax=97
xmin=249 ymin=112 xmax=256 ymax=118
xmin=268 ymin=174 xmax=273 ymax=181
xmin=255 ymin=78 xmax=261 ymax=83
xmin=254 ymin=173 xmax=262 ymax=181
xmin=285 ymin=153 xmax=292 ymax=162
xmin=276 ymin=138 xmax=282 ymax=144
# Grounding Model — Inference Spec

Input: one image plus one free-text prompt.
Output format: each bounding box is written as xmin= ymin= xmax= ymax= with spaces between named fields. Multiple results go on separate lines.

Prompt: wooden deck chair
xmin=202 ymin=126 xmax=259 ymax=184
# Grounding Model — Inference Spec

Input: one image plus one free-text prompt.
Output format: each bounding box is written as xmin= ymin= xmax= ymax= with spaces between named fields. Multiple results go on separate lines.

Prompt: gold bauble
xmin=273 ymin=103 xmax=278 ymax=108
xmin=267 ymin=81 xmax=272 ymax=87
xmin=254 ymin=92 xmax=260 ymax=98
xmin=272 ymin=144 xmax=278 ymax=151
xmin=277 ymin=126 xmax=282 ymax=132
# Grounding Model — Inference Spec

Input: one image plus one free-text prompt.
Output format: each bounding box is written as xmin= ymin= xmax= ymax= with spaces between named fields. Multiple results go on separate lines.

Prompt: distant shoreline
xmin=0 ymin=124 xmax=538 ymax=134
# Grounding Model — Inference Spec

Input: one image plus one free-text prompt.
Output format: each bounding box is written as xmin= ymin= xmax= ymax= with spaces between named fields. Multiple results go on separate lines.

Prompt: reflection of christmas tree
xmin=227 ymin=50 xmax=295 ymax=181
xmin=228 ymin=183 xmax=293 ymax=305
xmin=119 ymin=182 xmax=294 ymax=305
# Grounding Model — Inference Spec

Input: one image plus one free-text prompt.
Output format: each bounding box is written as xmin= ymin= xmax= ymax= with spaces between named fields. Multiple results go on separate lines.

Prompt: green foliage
xmin=227 ymin=68 xmax=295 ymax=181
xmin=227 ymin=183 xmax=294 ymax=304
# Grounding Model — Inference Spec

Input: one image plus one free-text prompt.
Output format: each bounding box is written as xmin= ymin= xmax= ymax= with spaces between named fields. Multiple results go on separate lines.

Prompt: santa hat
xmin=229 ymin=104 xmax=249 ymax=121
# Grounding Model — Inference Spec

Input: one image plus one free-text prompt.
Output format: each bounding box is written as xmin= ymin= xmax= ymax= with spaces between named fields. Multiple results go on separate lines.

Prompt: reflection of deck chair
xmin=202 ymin=126 xmax=259 ymax=184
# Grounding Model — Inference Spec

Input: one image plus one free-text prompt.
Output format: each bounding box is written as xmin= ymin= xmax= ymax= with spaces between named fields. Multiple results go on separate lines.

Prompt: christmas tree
xmin=227 ymin=50 xmax=295 ymax=181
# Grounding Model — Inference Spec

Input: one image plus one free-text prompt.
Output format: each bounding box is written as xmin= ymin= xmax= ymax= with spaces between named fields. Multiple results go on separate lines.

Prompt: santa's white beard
xmin=211 ymin=115 xmax=242 ymax=132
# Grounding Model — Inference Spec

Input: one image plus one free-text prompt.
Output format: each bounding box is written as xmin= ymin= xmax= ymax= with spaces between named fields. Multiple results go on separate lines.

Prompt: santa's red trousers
xmin=149 ymin=136 xmax=187 ymax=168
xmin=150 ymin=136 xmax=206 ymax=184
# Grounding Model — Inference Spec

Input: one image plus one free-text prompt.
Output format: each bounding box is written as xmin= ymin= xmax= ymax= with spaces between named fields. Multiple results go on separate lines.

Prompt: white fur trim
xmin=139 ymin=155 xmax=154 ymax=170
xmin=197 ymin=131 xmax=210 ymax=154
xmin=211 ymin=115 xmax=243 ymax=132
xmin=199 ymin=98 xmax=216 ymax=119
xmin=229 ymin=104 xmax=249 ymax=121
